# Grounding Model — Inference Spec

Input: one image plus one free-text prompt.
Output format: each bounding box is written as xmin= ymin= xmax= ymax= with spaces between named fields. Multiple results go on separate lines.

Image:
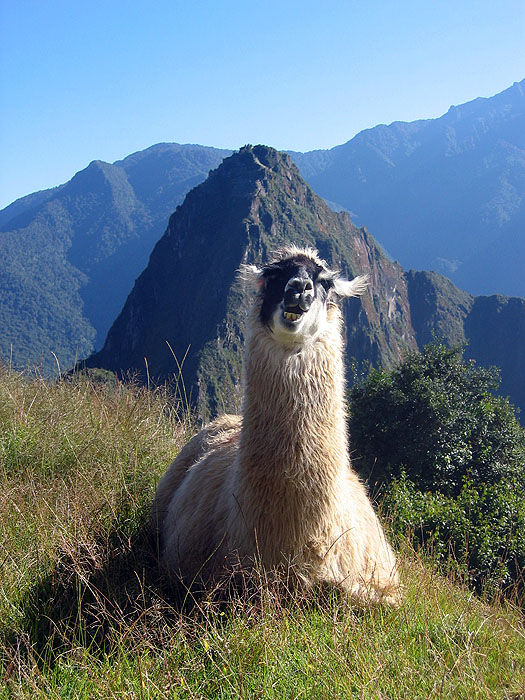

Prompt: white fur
xmin=333 ymin=274 xmax=369 ymax=298
xmin=152 ymin=248 xmax=399 ymax=603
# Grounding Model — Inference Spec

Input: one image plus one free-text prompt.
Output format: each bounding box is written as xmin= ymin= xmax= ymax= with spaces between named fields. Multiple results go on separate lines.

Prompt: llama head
xmin=241 ymin=246 xmax=368 ymax=346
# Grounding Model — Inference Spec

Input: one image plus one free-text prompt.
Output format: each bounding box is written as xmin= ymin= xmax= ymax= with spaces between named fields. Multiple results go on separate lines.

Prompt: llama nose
xmin=284 ymin=277 xmax=314 ymax=310
xmin=286 ymin=277 xmax=313 ymax=294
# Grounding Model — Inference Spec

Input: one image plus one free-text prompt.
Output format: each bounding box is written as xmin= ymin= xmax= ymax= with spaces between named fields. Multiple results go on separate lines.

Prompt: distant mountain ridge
xmin=82 ymin=146 xmax=525 ymax=418
xmin=293 ymin=79 xmax=525 ymax=298
xmin=0 ymin=144 xmax=230 ymax=373
xmin=0 ymin=81 xmax=523 ymax=411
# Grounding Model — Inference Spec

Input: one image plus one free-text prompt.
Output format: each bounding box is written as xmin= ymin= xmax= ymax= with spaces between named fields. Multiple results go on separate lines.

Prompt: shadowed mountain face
xmin=0 ymin=144 xmax=230 ymax=373
xmin=1 ymin=83 xmax=524 ymax=415
xmin=83 ymin=146 xmax=418 ymax=418
xmin=293 ymin=80 xmax=525 ymax=299
xmin=406 ymin=270 xmax=525 ymax=418
xmin=82 ymin=146 xmax=525 ymax=419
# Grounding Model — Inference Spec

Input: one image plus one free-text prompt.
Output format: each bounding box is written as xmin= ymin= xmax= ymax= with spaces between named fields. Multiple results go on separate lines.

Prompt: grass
xmin=0 ymin=366 xmax=524 ymax=699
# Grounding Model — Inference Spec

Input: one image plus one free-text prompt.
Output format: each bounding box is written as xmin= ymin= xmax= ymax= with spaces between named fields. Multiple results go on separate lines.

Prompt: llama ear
xmin=333 ymin=274 xmax=369 ymax=298
xmin=239 ymin=263 xmax=264 ymax=290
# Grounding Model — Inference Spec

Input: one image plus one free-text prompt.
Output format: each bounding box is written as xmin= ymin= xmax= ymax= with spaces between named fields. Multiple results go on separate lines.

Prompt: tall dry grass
xmin=0 ymin=367 xmax=185 ymax=638
xmin=0 ymin=367 xmax=524 ymax=699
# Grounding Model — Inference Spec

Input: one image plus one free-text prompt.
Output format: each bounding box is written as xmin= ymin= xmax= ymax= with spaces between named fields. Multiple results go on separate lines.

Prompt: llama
xmin=152 ymin=246 xmax=399 ymax=603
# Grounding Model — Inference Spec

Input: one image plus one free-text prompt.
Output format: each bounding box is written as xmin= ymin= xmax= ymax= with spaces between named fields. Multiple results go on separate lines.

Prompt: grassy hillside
xmin=1 ymin=368 xmax=523 ymax=698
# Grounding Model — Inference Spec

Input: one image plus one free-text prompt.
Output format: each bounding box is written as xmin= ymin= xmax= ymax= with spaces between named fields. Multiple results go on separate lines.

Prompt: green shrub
xmin=349 ymin=344 xmax=525 ymax=591
xmin=382 ymin=473 xmax=525 ymax=591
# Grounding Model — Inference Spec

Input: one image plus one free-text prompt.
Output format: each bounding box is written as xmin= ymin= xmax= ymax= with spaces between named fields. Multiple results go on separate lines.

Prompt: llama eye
xmin=319 ymin=277 xmax=333 ymax=292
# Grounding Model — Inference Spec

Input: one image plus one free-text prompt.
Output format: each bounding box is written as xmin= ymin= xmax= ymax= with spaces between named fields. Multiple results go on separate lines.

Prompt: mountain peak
xmin=211 ymin=144 xmax=296 ymax=181
xmin=83 ymin=145 xmax=417 ymax=417
xmin=65 ymin=158 xmax=123 ymax=197
xmin=168 ymin=144 xmax=306 ymax=219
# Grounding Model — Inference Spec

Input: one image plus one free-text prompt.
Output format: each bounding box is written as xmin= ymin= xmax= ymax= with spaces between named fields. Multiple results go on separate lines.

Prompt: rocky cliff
xmin=407 ymin=270 xmax=525 ymax=416
xmin=84 ymin=145 xmax=419 ymax=417
xmin=82 ymin=145 xmax=525 ymax=419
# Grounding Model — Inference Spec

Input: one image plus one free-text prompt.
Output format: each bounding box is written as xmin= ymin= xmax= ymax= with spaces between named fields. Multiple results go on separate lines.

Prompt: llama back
xmin=151 ymin=415 xmax=241 ymax=539
xmin=162 ymin=448 xmax=238 ymax=582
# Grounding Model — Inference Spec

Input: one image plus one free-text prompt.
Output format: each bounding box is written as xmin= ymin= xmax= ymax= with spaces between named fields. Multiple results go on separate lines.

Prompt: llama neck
xmin=238 ymin=313 xmax=349 ymax=492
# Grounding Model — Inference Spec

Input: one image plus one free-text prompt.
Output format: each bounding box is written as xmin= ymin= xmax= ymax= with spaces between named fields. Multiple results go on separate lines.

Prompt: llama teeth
xmin=284 ymin=311 xmax=301 ymax=321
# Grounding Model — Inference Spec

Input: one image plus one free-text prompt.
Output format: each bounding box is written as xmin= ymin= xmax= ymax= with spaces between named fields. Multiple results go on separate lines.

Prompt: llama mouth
xmin=282 ymin=307 xmax=305 ymax=323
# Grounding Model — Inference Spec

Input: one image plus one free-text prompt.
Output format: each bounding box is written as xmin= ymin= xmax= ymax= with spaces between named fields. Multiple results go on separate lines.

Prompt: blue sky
xmin=1 ymin=0 xmax=524 ymax=209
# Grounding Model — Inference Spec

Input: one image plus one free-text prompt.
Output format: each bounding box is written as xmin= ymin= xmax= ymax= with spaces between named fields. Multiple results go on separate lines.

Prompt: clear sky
xmin=1 ymin=0 xmax=524 ymax=210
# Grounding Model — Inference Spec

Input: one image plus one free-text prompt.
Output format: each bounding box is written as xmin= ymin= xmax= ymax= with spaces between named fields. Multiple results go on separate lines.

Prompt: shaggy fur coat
xmin=152 ymin=276 xmax=399 ymax=603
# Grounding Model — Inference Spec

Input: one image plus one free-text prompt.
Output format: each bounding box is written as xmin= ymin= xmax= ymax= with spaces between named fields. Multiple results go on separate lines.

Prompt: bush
xmin=382 ymin=473 xmax=525 ymax=591
xmin=349 ymin=344 xmax=525 ymax=591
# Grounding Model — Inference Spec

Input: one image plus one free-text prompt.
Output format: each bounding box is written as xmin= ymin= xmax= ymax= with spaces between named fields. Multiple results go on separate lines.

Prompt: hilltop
xmin=0 ymin=144 xmax=230 ymax=373
xmin=0 ymin=367 xmax=523 ymax=697
xmin=83 ymin=145 xmax=525 ymax=418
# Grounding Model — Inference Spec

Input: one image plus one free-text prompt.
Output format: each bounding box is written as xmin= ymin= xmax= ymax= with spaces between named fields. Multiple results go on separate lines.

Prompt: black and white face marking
xmin=241 ymin=248 xmax=368 ymax=346
xmin=258 ymin=255 xmax=336 ymax=343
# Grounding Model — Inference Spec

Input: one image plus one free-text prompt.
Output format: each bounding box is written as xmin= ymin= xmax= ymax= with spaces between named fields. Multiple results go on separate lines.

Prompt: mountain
xmin=83 ymin=146 xmax=525 ymax=419
xmin=83 ymin=145 xmax=419 ymax=418
xmin=406 ymin=271 xmax=525 ymax=415
xmin=1 ymin=81 xmax=523 ymax=394
xmin=0 ymin=187 xmax=62 ymax=229
xmin=292 ymin=80 xmax=525 ymax=299
xmin=0 ymin=144 xmax=230 ymax=374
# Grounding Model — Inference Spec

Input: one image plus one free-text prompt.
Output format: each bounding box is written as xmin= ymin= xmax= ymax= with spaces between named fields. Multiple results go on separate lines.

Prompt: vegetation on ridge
xmin=0 ymin=145 xmax=230 ymax=376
